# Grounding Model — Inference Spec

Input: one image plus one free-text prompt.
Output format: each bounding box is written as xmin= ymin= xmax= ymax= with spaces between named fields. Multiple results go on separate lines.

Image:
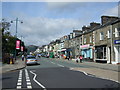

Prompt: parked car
xmin=26 ymin=55 xmax=38 ymax=65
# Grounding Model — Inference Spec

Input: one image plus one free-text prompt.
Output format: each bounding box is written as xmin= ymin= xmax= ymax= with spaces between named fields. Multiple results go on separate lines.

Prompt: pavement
xmin=53 ymin=58 xmax=120 ymax=83
xmin=0 ymin=58 xmax=26 ymax=74
xmin=54 ymin=58 xmax=119 ymax=72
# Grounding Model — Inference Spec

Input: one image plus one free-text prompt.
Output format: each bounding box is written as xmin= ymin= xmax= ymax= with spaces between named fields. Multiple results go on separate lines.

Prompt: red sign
xmin=16 ymin=40 xmax=21 ymax=49
xmin=21 ymin=46 xmax=24 ymax=51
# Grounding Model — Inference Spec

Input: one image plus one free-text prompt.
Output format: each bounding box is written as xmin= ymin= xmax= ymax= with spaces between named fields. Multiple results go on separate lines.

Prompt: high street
xmin=2 ymin=57 xmax=120 ymax=90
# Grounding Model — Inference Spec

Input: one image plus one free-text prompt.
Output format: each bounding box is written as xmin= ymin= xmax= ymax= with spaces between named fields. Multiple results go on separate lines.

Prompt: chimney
xmin=82 ymin=26 xmax=90 ymax=32
xmin=90 ymin=22 xmax=100 ymax=29
xmin=101 ymin=16 xmax=118 ymax=25
xmin=73 ymin=30 xmax=83 ymax=37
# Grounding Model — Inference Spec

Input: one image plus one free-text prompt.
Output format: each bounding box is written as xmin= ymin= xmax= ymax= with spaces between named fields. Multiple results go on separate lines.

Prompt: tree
xmin=1 ymin=19 xmax=26 ymax=63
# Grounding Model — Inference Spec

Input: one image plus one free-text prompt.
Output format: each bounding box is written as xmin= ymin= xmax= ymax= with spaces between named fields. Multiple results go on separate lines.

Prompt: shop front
xmin=60 ymin=48 xmax=72 ymax=59
xmin=80 ymin=44 xmax=93 ymax=60
xmin=95 ymin=45 xmax=107 ymax=62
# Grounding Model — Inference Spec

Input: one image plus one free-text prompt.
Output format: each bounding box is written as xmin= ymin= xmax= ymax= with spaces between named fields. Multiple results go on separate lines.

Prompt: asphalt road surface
xmin=2 ymin=57 xmax=120 ymax=90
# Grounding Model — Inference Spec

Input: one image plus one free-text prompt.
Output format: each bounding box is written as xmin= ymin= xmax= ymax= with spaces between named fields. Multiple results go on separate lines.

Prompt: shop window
xmin=84 ymin=37 xmax=86 ymax=44
xmin=96 ymin=46 xmax=106 ymax=59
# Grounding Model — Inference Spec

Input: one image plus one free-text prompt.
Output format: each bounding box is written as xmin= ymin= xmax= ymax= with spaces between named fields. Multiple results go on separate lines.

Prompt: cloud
xmin=103 ymin=6 xmax=118 ymax=16
xmin=46 ymin=2 xmax=87 ymax=14
xmin=5 ymin=2 xmax=119 ymax=47
xmin=15 ymin=17 xmax=83 ymax=46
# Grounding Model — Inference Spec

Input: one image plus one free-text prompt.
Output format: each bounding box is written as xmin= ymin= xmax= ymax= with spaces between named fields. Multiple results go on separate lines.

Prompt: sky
xmin=2 ymin=1 xmax=119 ymax=46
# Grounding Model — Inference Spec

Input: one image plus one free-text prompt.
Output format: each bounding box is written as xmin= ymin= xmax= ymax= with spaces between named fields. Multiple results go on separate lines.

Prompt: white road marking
xmin=26 ymin=79 xmax=30 ymax=82
xmin=17 ymin=86 xmax=21 ymax=89
xmin=57 ymin=64 xmax=64 ymax=67
xmin=69 ymin=68 xmax=120 ymax=84
xmin=51 ymin=62 xmax=55 ymax=64
xmin=25 ymin=69 xmax=32 ymax=89
xmin=30 ymin=71 xmax=46 ymax=89
xmin=18 ymin=78 xmax=22 ymax=80
xmin=17 ymin=70 xmax=23 ymax=89
xmin=27 ymin=85 xmax=32 ymax=88
xmin=17 ymin=83 xmax=22 ymax=85
xmin=18 ymin=80 xmax=22 ymax=82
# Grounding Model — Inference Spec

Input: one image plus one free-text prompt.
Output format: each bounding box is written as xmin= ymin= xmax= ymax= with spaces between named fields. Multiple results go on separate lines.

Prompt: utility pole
xmin=11 ymin=18 xmax=23 ymax=60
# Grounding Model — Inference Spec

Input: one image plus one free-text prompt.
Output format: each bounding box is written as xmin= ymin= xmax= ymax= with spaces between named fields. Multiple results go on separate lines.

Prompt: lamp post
xmin=11 ymin=18 xmax=23 ymax=60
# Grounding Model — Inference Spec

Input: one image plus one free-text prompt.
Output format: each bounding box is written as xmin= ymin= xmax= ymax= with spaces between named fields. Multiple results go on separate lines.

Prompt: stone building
xmin=111 ymin=19 xmax=120 ymax=64
xmin=80 ymin=22 xmax=100 ymax=61
xmin=93 ymin=16 xmax=119 ymax=64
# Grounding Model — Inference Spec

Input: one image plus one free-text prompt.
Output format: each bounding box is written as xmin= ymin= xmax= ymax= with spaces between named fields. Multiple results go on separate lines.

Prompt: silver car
xmin=26 ymin=55 xmax=38 ymax=65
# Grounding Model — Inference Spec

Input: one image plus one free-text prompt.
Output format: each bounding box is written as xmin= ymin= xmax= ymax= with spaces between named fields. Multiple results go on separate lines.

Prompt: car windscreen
xmin=27 ymin=56 xmax=36 ymax=59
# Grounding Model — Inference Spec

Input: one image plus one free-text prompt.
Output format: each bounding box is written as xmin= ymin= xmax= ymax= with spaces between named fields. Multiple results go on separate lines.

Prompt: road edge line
xmin=70 ymin=68 xmax=120 ymax=84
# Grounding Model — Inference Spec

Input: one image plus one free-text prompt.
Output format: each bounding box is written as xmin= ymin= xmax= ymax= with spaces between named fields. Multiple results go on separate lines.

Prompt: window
xmin=79 ymin=37 xmax=82 ymax=45
xmin=100 ymin=32 xmax=104 ymax=40
xmin=84 ymin=37 xmax=86 ymax=44
xmin=73 ymin=33 xmax=76 ymax=38
xmin=115 ymin=28 xmax=120 ymax=37
xmin=96 ymin=46 xmax=106 ymax=59
xmin=90 ymin=36 xmax=92 ymax=43
xmin=107 ymin=30 xmax=111 ymax=38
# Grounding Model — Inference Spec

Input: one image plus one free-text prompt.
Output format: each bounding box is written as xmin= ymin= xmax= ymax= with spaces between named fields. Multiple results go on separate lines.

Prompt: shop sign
xmin=114 ymin=40 xmax=120 ymax=44
xmin=61 ymin=49 xmax=66 ymax=51
xmin=80 ymin=44 xmax=90 ymax=49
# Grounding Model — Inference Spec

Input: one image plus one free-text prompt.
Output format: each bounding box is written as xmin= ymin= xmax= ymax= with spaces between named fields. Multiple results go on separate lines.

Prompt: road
xmin=2 ymin=57 xmax=120 ymax=90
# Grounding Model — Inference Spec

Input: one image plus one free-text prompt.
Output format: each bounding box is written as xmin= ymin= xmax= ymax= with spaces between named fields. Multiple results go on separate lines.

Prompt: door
xmin=114 ymin=46 xmax=120 ymax=63
xmin=107 ymin=47 xmax=111 ymax=63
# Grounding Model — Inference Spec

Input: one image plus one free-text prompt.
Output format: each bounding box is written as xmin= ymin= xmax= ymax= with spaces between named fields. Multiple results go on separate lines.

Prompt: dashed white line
xmin=17 ymin=70 xmax=23 ymax=89
xmin=26 ymin=79 xmax=30 ymax=82
xmin=30 ymin=70 xmax=46 ymax=89
xmin=25 ymin=69 xmax=32 ymax=89
xmin=51 ymin=62 xmax=55 ymax=64
xmin=27 ymin=85 xmax=32 ymax=88
xmin=57 ymin=64 xmax=64 ymax=67
xmin=69 ymin=68 xmax=120 ymax=84
xmin=27 ymin=82 xmax=31 ymax=85
xmin=17 ymin=86 xmax=21 ymax=89
xmin=18 ymin=77 xmax=22 ymax=80
xmin=17 ymin=83 xmax=22 ymax=85
xmin=18 ymin=80 xmax=22 ymax=82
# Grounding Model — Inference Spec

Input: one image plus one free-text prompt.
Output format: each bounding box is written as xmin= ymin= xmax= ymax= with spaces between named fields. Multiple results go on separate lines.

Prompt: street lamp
xmin=11 ymin=18 xmax=23 ymax=60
